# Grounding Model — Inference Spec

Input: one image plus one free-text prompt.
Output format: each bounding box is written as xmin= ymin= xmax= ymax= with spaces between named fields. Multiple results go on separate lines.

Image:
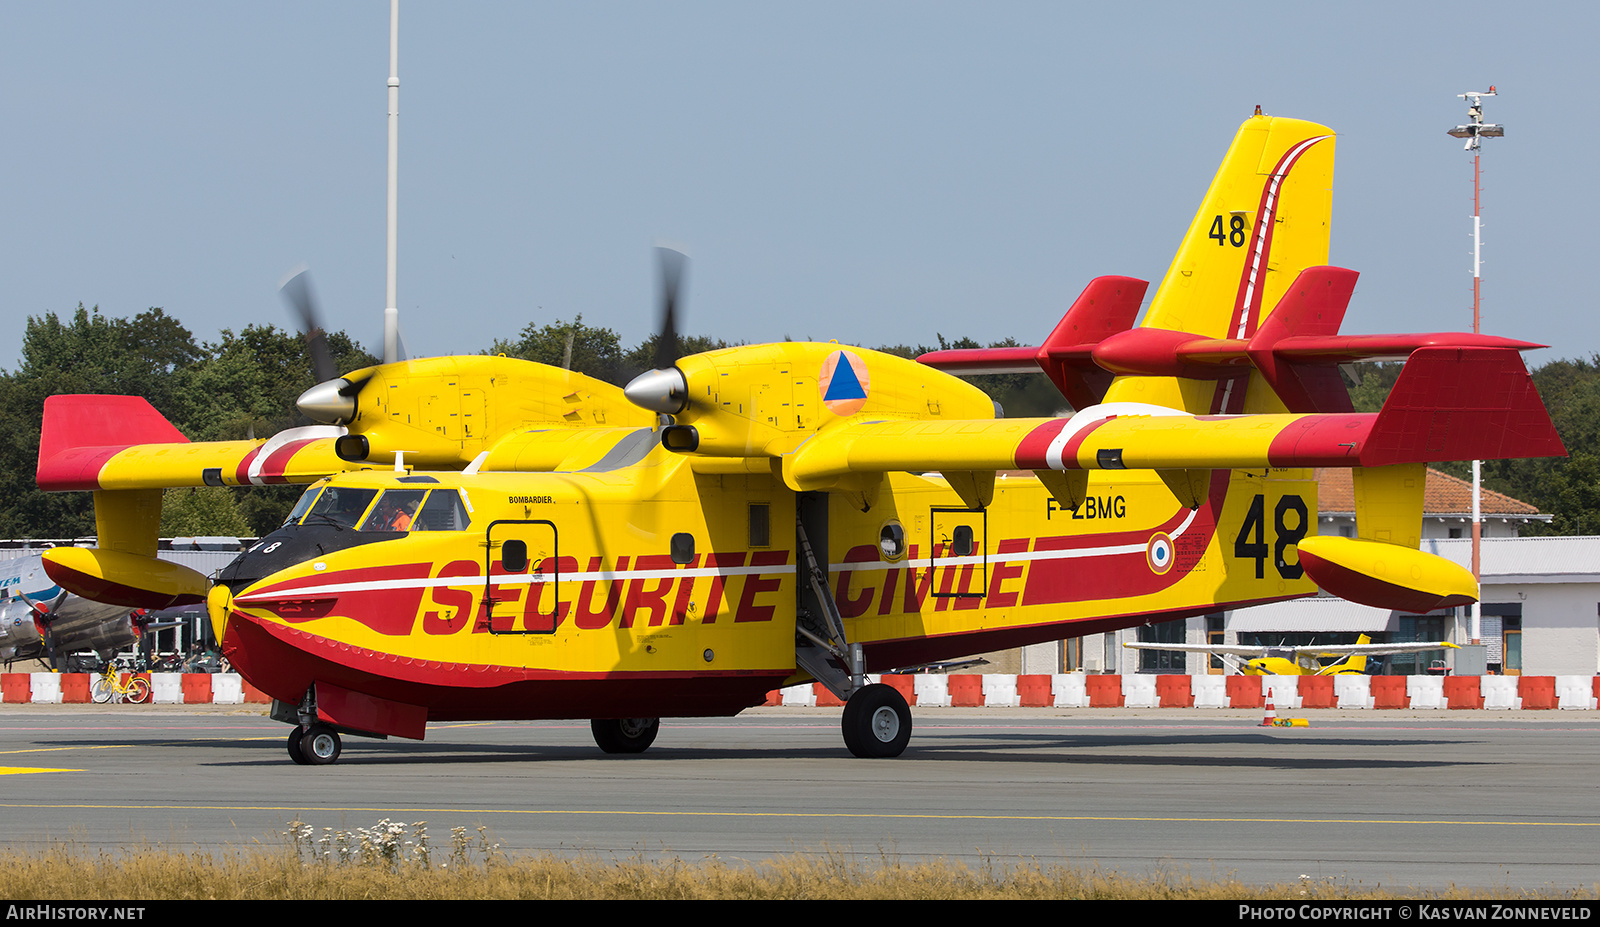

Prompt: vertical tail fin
xmin=1344 ymin=634 xmax=1372 ymax=675
xmin=1105 ymin=114 xmax=1335 ymax=412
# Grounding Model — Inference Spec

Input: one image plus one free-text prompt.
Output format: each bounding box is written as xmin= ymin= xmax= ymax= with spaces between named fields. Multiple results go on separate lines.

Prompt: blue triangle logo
xmin=824 ymin=354 xmax=867 ymax=401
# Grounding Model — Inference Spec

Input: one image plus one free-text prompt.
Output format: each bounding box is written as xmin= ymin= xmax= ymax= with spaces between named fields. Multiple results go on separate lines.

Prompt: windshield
xmin=361 ymin=489 xmax=428 ymax=532
xmin=283 ymin=482 xmax=326 ymax=526
xmin=414 ymin=489 xmax=471 ymax=531
xmin=301 ymin=486 xmax=378 ymax=529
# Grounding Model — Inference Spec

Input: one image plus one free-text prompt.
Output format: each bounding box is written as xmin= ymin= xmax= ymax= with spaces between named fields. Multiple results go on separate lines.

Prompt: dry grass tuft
xmin=3 ymin=821 xmax=1596 ymax=900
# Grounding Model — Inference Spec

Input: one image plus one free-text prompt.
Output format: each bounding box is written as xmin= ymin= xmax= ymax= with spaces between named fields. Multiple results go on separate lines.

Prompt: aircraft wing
xmin=37 ymin=395 xmax=349 ymax=491
xmin=1306 ymin=641 xmax=1460 ymax=656
xmin=783 ymin=346 xmax=1563 ymax=489
xmin=1123 ymin=640 xmax=1458 ymax=660
xmin=1122 ymin=642 xmax=1270 ymax=658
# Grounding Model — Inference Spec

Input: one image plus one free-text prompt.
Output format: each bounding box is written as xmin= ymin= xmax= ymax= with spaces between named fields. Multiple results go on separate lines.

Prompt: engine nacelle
xmin=634 ymin=343 xmax=998 ymax=459
xmin=302 ymin=356 xmax=657 ymax=469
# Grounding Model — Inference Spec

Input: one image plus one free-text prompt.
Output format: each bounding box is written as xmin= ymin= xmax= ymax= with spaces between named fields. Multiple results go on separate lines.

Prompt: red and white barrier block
xmin=766 ymin=674 xmax=1600 ymax=710
xmin=0 ymin=672 xmax=269 ymax=704
xmin=3 ymin=672 xmax=1594 ymax=710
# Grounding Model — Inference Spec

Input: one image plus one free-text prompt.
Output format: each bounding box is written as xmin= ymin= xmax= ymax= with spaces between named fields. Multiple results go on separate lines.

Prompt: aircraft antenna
xmin=1447 ymin=87 xmax=1503 ymax=648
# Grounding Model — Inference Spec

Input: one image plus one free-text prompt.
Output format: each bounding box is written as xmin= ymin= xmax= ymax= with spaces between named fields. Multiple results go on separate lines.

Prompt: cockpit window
xmin=284 ymin=483 xmax=325 ymax=526
xmin=302 ymin=487 xmax=378 ymax=529
xmin=361 ymin=489 xmax=428 ymax=532
xmin=413 ymin=489 xmax=472 ymax=532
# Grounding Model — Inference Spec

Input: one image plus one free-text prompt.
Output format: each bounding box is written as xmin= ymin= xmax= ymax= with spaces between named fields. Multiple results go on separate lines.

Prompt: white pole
xmin=384 ymin=0 xmax=401 ymax=364
xmin=1449 ymin=87 xmax=1501 ymax=648
xmin=1472 ymin=155 xmax=1482 ymax=647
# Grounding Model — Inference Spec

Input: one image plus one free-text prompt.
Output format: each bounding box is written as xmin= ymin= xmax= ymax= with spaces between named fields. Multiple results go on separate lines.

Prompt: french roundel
xmin=1146 ymin=532 xmax=1174 ymax=575
xmin=819 ymin=350 xmax=870 ymax=416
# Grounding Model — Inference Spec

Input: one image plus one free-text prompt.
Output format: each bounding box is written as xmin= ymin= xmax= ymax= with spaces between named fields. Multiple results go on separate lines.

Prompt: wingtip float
xmin=34 ymin=111 xmax=1564 ymax=763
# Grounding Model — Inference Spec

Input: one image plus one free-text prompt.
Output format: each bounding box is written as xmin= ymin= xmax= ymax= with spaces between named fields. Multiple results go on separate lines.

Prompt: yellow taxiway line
xmin=0 ymin=803 xmax=1593 ymax=829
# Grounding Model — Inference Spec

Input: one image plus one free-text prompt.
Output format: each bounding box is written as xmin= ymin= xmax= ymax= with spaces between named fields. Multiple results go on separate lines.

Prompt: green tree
xmin=0 ymin=305 xmax=374 ymax=539
xmin=0 ymin=305 xmax=202 ymax=538
xmin=158 ymin=487 xmax=253 ymax=537
xmin=493 ymin=316 xmax=730 ymax=387
xmin=492 ymin=316 xmax=626 ymax=383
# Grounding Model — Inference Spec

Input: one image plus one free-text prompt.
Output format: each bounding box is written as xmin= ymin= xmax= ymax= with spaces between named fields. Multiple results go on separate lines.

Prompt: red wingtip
xmin=37 ymin=395 xmax=189 ymax=491
xmin=1364 ymin=347 xmax=1566 ymax=466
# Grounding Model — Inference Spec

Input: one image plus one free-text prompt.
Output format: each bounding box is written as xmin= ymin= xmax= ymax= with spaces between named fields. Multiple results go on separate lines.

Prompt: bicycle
xmin=91 ymin=667 xmax=151 ymax=704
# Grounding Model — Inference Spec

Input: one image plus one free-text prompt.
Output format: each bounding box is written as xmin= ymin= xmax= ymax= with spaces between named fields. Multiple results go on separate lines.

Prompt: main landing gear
xmin=841 ymin=683 xmax=913 ymax=758
xmin=792 ymin=496 xmax=918 ymax=758
xmin=591 ymin=717 xmax=660 ymax=754
xmin=287 ymin=723 xmax=343 ymax=765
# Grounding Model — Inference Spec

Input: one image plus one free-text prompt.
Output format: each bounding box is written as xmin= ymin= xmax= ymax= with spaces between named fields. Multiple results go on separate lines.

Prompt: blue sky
xmin=1 ymin=2 xmax=1594 ymax=369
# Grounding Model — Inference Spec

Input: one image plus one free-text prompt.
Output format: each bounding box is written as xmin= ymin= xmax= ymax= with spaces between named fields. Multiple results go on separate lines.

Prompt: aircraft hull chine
xmin=221 ymin=609 xmax=788 ymax=733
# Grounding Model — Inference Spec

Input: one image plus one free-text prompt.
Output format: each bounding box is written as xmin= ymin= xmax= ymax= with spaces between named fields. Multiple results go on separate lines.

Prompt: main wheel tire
xmin=841 ymin=683 xmax=912 ymax=758
xmin=287 ymin=727 xmax=309 ymax=765
xmin=590 ymin=717 xmax=660 ymax=754
xmin=125 ymin=677 xmax=151 ymax=704
xmin=297 ymin=724 xmax=342 ymax=765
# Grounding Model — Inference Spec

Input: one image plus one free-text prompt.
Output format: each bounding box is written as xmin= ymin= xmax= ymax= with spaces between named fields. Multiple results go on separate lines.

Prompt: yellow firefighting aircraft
xmin=35 ymin=113 xmax=1564 ymax=764
xmin=1122 ymin=634 xmax=1460 ymax=676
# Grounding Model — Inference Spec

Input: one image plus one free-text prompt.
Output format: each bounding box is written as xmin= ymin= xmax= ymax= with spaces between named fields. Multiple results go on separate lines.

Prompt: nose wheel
xmin=841 ymin=683 xmax=912 ymax=757
xmin=287 ymin=723 xmax=343 ymax=765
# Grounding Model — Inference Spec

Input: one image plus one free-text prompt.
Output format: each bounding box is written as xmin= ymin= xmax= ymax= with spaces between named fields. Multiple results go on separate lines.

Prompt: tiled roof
xmin=1316 ymin=467 xmax=1541 ymax=517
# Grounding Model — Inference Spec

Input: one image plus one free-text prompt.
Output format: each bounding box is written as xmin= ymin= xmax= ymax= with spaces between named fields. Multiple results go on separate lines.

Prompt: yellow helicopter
xmin=35 ymin=113 xmax=1562 ymax=764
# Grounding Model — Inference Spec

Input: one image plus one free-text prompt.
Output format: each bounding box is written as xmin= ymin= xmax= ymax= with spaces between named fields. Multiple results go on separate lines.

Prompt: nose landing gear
xmin=287 ymin=723 xmax=343 ymax=765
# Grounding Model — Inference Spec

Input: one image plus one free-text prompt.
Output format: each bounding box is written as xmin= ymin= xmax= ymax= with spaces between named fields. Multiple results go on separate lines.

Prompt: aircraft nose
xmin=206 ymin=584 xmax=233 ymax=641
xmin=624 ymin=367 xmax=688 ymax=415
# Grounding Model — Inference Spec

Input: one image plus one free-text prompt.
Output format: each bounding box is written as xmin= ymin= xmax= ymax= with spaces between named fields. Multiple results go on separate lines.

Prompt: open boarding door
xmin=929 ymin=506 xmax=987 ymax=606
xmin=485 ymin=520 xmax=561 ymax=633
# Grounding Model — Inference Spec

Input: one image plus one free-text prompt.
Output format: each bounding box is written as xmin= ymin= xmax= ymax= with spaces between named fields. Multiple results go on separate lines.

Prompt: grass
xmin=1 ymin=820 xmax=1594 ymax=900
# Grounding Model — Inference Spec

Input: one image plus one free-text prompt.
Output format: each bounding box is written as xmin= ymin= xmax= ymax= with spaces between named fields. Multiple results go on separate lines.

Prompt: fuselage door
xmin=485 ymin=519 xmax=559 ymax=634
xmin=929 ymin=506 xmax=986 ymax=601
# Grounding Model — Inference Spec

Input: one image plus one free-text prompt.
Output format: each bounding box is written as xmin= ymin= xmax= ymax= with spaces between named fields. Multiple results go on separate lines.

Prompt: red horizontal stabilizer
xmin=1092 ymin=328 xmax=1251 ymax=379
xmin=38 ymin=395 xmax=189 ymax=491
xmin=917 ymin=276 xmax=1147 ymax=410
xmin=1268 ymin=332 xmax=1546 ymax=362
xmin=915 ymin=345 xmax=1039 ymax=375
xmin=1363 ymin=347 xmax=1566 ymax=466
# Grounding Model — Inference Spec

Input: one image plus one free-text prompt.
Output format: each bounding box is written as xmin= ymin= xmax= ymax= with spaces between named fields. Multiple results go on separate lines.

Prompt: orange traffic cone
xmin=1261 ymin=687 xmax=1310 ymax=728
xmin=1260 ymin=690 xmax=1278 ymax=727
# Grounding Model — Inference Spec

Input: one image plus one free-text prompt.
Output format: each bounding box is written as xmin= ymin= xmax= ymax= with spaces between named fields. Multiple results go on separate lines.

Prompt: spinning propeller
xmin=279 ymin=266 xmax=404 ymax=427
xmin=624 ymin=247 xmax=693 ymax=416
